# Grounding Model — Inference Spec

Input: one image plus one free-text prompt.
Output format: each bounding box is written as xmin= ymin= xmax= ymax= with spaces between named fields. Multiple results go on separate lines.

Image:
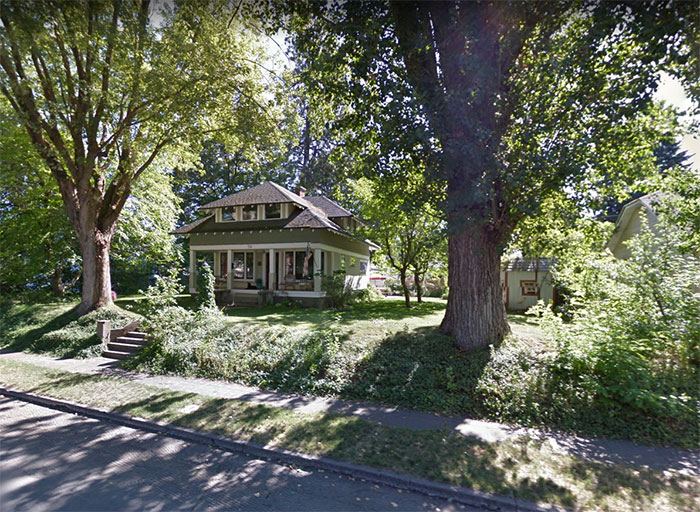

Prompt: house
xmin=173 ymin=182 xmax=378 ymax=306
xmin=606 ymin=193 xmax=661 ymax=259
xmin=500 ymin=258 xmax=555 ymax=311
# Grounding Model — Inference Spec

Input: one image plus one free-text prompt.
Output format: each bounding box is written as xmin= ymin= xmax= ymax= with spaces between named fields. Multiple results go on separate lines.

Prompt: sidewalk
xmin=2 ymin=351 xmax=698 ymax=476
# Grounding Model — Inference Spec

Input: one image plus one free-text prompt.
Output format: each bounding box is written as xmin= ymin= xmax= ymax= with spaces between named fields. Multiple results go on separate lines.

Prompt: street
xmin=0 ymin=397 xmax=467 ymax=511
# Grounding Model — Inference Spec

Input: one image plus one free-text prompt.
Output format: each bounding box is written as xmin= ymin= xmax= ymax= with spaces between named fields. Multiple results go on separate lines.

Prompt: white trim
xmin=191 ymin=242 xmax=368 ymax=259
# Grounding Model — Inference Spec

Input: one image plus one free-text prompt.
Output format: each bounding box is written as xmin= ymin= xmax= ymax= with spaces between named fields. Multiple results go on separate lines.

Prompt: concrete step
xmin=107 ymin=342 xmax=144 ymax=352
xmin=115 ymin=336 xmax=149 ymax=345
xmin=127 ymin=331 xmax=148 ymax=339
xmin=102 ymin=350 xmax=131 ymax=360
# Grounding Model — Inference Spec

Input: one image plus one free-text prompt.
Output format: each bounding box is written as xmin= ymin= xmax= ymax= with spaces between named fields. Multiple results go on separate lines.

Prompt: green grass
xmin=0 ymin=298 xmax=139 ymax=358
xmin=6 ymin=296 xmax=693 ymax=447
xmin=1 ymin=358 xmax=696 ymax=512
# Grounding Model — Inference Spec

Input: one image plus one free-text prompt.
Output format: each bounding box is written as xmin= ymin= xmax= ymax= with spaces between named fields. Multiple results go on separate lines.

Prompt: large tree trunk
xmin=76 ymin=228 xmax=114 ymax=315
xmin=440 ymin=227 xmax=509 ymax=352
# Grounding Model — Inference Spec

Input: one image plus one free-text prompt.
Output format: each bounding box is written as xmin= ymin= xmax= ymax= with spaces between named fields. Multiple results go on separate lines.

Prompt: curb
xmin=1 ymin=387 xmax=565 ymax=512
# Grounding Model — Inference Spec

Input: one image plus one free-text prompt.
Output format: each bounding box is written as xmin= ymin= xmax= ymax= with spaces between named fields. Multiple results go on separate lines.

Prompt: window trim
xmin=265 ymin=203 xmax=282 ymax=219
xmin=520 ymin=280 xmax=538 ymax=296
xmin=232 ymin=251 xmax=255 ymax=281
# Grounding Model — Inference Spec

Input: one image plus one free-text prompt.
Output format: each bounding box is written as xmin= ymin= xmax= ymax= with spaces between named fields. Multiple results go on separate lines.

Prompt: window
xmin=284 ymin=250 xmax=314 ymax=280
xmin=265 ymin=203 xmax=281 ymax=219
xmin=242 ymin=204 xmax=257 ymax=221
xmin=360 ymin=260 xmax=367 ymax=274
xmin=520 ymin=280 xmax=538 ymax=296
xmin=221 ymin=206 xmax=237 ymax=221
xmin=232 ymin=252 xmax=254 ymax=280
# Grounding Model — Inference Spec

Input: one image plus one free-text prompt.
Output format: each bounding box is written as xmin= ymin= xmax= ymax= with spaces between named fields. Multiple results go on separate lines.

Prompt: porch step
xmin=102 ymin=350 xmax=131 ymax=360
xmin=107 ymin=342 xmax=144 ymax=352
xmin=115 ymin=336 xmax=149 ymax=345
xmin=102 ymin=330 xmax=150 ymax=360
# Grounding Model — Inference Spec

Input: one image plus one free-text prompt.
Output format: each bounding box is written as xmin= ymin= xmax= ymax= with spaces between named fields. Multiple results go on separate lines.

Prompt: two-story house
xmin=173 ymin=181 xmax=378 ymax=306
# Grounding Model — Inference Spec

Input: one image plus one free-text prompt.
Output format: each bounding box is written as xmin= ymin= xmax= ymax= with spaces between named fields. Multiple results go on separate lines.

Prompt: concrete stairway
xmin=102 ymin=330 xmax=149 ymax=360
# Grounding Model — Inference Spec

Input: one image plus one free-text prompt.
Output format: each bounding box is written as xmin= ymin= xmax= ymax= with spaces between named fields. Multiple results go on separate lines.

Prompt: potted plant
xmin=255 ymin=278 xmax=264 ymax=289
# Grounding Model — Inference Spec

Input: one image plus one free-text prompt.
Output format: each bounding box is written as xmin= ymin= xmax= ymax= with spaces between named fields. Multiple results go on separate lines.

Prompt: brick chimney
xmin=295 ymin=185 xmax=306 ymax=197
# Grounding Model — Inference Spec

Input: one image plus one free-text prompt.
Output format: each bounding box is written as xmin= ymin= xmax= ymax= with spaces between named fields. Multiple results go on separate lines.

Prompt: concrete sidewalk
xmin=2 ymin=351 xmax=698 ymax=476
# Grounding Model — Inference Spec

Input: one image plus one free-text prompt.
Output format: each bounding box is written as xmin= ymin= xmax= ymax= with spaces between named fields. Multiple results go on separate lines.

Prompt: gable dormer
xmin=215 ymin=202 xmax=292 ymax=223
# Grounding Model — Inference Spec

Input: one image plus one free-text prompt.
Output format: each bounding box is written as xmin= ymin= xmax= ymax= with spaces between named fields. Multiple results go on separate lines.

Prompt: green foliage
xmin=480 ymin=222 xmax=700 ymax=447
xmin=349 ymin=177 xmax=445 ymax=306
xmin=355 ymin=284 xmax=384 ymax=303
xmin=20 ymin=305 xmax=140 ymax=359
xmin=139 ymin=268 xmax=184 ymax=317
xmin=196 ymin=262 xmax=217 ymax=311
xmin=320 ymin=270 xmax=354 ymax=309
xmin=654 ymin=167 xmax=700 ymax=254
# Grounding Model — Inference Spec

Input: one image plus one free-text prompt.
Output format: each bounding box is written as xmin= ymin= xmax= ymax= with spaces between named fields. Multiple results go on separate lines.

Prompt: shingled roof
xmin=171 ymin=214 xmax=214 ymax=234
xmin=502 ymin=258 xmax=553 ymax=272
xmin=304 ymin=196 xmax=353 ymax=218
xmin=171 ymin=182 xmax=366 ymax=237
xmin=199 ymin=182 xmax=309 ymax=209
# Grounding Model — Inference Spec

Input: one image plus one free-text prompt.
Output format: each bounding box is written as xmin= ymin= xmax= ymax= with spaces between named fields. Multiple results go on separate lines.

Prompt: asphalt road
xmin=0 ymin=397 xmax=468 ymax=511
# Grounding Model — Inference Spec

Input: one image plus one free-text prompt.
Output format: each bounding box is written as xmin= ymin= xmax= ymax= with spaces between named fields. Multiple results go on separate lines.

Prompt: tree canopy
xmin=0 ymin=0 xmax=281 ymax=312
xmin=288 ymin=0 xmax=698 ymax=350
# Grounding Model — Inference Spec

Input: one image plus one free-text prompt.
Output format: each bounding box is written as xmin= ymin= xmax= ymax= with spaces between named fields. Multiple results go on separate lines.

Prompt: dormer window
xmin=222 ymin=206 xmax=237 ymax=221
xmin=265 ymin=203 xmax=281 ymax=219
xmin=242 ymin=204 xmax=258 ymax=221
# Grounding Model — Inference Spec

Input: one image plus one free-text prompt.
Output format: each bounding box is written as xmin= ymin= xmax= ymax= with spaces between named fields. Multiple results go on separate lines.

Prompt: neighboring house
xmin=606 ymin=193 xmax=661 ymax=259
xmin=500 ymin=258 xmax=555 ymax=311
xmin=368 ymin=263 xmax=389 ymax=292
xmin=173 ymin=182 xmax=378 ymax=306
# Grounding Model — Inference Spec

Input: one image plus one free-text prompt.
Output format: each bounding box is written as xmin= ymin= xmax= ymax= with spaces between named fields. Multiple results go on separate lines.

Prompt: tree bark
xmin=399 ymin=270 xmax=411 ymax=308
xmin=440 ymin=226 xmax=510 ymax=352
xmin=76 ymin=226 xmax=114 ymax=314
xmin=413 ymin=271 xmax=423 ymax=303
xmin=51 ymin=266 xmax=64 ymax=296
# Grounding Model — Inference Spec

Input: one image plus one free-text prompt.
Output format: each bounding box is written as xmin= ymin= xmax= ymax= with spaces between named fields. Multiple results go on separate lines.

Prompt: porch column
xmin=313 ymin=248 xmax=322 ymax=292
xmin=227 ymin=249 xmax=233 ymax=289
xmin=214 ymin=252 xmax=221 ymax=277
xmin=189 ymin=249 xmax=196 ymax=293
xmin=268 ymin=249 xmax=275 ymax=290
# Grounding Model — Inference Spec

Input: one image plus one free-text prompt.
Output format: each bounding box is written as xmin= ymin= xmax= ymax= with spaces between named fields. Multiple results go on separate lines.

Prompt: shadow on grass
xmin=0 ymin=302 xmax=79 ymax=353
xmin=339 ymin=326 xmax=491 ymax=417
xmin=506 ymin=312 xmax=540 ymax=328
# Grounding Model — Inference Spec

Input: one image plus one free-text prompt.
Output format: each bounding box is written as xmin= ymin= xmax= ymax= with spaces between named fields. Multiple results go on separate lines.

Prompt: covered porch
xmin=188 ymin=243 xmax=370 ymax=302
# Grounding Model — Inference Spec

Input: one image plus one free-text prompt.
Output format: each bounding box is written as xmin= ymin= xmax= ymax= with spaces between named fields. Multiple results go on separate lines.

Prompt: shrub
xmin=196 ymin=261 xmax=217 ymax=311
xmin=139 ymin=268 xmax=183 ymax=317
xmin=321 ymin=270 xmax=354 ymax=309
xmin=479 ymin=222 xmax=700 ymax=446
xmin=355 ymin=283 xmax=384 ymax=302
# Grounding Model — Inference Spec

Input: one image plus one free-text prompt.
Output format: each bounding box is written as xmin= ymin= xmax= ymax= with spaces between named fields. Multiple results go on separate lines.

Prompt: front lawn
xmin=3 ymin=296 xmax=696 ymax=447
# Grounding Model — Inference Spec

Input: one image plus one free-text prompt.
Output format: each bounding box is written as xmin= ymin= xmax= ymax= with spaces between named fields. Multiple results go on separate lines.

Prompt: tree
xmin=0 ymin=96 xmax=79 ymax=295
xmin=0 ymin=0 xmax=275 ymax=313
xmin=351 ymin=176 xmax=444 ymax=308
xmin=290 ymin=1 xmax=697 ymax=350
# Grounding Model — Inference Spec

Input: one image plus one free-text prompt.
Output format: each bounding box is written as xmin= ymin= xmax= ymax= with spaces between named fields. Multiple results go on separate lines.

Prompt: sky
xmin=655 ymin=74 xmax=699 ymax=171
